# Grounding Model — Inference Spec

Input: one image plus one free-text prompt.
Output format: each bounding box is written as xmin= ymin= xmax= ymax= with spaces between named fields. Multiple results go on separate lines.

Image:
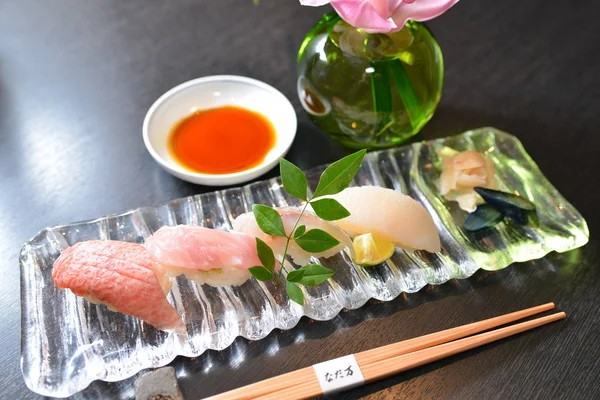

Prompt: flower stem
xmin=388 ymin=58 xmax=423 ymax=130
xmin=370 ymin=59 xmax=424 ymax=135
xmin=370 ymin=61 xmax=392 ymax=136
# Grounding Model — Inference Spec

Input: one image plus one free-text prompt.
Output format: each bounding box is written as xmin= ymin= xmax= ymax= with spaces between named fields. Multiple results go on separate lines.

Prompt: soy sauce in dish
xmin=168 ymin=106 xmax=276 ymax=174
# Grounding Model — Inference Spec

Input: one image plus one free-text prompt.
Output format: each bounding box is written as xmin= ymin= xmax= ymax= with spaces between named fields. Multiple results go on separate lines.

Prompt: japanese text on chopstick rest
xmin=312 ymin=354 xmax=365 ymax=394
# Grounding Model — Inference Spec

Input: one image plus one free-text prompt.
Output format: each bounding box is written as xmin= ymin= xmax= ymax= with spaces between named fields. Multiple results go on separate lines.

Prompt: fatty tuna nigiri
xmin=52 ymin=240 xmax=184 ymax=332
xmin=144 ymin=225 xmax=261 ymax=287
xmin=232 ymin=208 xmax=355 ymax=265
xmin=327 ymin=186 xmax=441 ymax=253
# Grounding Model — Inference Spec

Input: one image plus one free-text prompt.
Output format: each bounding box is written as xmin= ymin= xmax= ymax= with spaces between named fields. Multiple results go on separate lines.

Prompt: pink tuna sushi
xmin=144 ymin=225 xmax=262 ymax=287
xmin=52 ymin=240 xmax=185 ymax=332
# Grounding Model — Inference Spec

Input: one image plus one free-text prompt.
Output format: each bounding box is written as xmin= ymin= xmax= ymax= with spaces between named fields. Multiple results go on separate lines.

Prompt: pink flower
xmin=299 ymin=0 xmax=460 ymax=33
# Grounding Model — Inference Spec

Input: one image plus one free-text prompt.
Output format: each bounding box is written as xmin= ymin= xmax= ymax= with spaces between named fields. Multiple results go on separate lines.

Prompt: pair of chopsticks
xmin=205 ymin=303 xmax=564 ymax=400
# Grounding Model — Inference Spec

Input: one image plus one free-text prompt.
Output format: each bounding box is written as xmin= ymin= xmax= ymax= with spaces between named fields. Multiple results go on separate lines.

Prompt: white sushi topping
xmin=324 ymin=186 xmax=442 ymax=254
xmin=165 ymin=266 xmax=251 ymax=288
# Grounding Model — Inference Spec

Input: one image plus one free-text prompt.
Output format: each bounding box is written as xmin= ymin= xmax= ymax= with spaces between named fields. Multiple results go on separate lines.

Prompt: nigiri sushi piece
xmin=52 ymin=240 xmax=185 ymax=332
xmin=144 ymin=225 xmax=262 ymax=287
xmin=438 ymin=148 xmax=499 ymax=212
xmin=326 ymin=186 xmax=441 ymax=253
xmin=232 ymin=208 xmax=355 ymax=265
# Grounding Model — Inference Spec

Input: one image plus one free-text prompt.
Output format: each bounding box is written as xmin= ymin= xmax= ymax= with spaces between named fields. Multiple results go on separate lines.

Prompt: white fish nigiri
xmin=232 ymin=208 xmax=354 ymax=265
xmin=326 ymin=186 xmax=441 ymax=253
xmin=144 ymin=225 xmax=262 ymax=287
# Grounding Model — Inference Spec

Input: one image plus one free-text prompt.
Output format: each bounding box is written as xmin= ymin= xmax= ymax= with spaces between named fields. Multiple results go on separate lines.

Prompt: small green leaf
xmin=252 ymin=204 xmax=286 ymax=237
xmin=286 ymin=269 xmax=304 ymax=283
xmin=280 ymin=159 xmax=308 ymax=201
xmin=295 ymin=264 xmax=334 ymax=286
xmin=294 ymin=225 xmax=306 ymax=239
xmin=255 ymin=238 xmax=275 ymax=272
xmin=249 ymin=266 xmax=273 ymax=281
xmin=312 ymin=150 xmax=367 ymax=198
xmin=294 ymin=229 xmax=340 ymax=253
xmin=310 ymin=198 xmax=351 ymax=221
xmin=286 ymin=281 xmax=304 ymax=305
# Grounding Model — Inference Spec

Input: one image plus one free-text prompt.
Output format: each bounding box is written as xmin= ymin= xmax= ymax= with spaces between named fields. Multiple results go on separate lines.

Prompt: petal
xmin=391 ymin=0 xmax=460 ymax=28
xmin=368 ymin=0 xmax=403 ymax=19
xmin=299 ymin=0 xmax=331 ymax=6
xmin=331 ymin=0 xmax=398 ymax=33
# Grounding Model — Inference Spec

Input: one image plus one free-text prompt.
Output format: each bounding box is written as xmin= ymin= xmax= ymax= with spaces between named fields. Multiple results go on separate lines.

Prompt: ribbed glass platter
xmin=20 ymin=128 xmax=589 ymax=397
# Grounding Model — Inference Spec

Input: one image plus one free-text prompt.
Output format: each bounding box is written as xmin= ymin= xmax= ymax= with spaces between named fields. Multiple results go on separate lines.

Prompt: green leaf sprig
xmin=249 ymin=150 xmax=367 ymax=305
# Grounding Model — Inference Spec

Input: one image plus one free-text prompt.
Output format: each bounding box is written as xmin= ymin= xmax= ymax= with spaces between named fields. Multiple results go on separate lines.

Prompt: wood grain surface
xmin=1 ymin=0 xmax=599 ymax=399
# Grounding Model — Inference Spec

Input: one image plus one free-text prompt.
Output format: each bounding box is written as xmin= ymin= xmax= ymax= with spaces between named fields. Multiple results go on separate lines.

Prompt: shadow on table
xmin=411 ymin=104 xmax=573 ymax=144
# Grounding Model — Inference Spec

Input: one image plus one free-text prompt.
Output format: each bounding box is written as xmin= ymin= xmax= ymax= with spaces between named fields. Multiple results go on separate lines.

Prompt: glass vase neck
xmin=327 ymin=13 xmax=417 ymax=62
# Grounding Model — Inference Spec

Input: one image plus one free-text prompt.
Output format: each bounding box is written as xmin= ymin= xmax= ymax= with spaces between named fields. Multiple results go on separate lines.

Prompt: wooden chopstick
xmin=204 ymin=303 xmax=556 ymax=400
xmin=254 ymin=312 xmax=566 ymax=400
xmin=355 ymin=302 xmax=555 ymax=365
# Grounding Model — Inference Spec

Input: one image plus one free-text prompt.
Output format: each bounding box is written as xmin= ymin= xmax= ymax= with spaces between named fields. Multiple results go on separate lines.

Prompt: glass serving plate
xmin=20 ymin=128 xmax=589 ymax=397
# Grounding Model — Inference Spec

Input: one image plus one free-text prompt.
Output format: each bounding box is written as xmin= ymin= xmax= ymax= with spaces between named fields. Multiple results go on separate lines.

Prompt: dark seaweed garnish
xmin=464 ymin=204 xmax=505 ymax=232
xmin=474 ymin=187 xmax=537 ymax=225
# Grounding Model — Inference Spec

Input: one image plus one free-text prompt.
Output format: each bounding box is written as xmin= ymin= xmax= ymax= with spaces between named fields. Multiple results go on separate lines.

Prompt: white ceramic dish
xmin=143 ymin=75 xmax=297 ymax=186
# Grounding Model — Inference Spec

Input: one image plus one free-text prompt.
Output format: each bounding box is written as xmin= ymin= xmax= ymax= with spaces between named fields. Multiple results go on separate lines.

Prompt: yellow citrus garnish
xmin=352 ymin=233 xmax=395 ymax=267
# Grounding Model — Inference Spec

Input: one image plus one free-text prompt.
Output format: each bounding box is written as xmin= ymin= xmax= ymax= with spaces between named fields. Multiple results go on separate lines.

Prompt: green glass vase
xmin=297 ymin=12 xmax=444 ymax=149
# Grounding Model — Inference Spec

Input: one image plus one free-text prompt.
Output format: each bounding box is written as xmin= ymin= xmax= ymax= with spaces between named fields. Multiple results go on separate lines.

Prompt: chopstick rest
xmin=312 ymin=354 xmax=364 ymax=394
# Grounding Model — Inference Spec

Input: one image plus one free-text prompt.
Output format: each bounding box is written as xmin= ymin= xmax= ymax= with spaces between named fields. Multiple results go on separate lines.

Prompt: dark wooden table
xmin=1 ymin=0 xmax=599 ymax=398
